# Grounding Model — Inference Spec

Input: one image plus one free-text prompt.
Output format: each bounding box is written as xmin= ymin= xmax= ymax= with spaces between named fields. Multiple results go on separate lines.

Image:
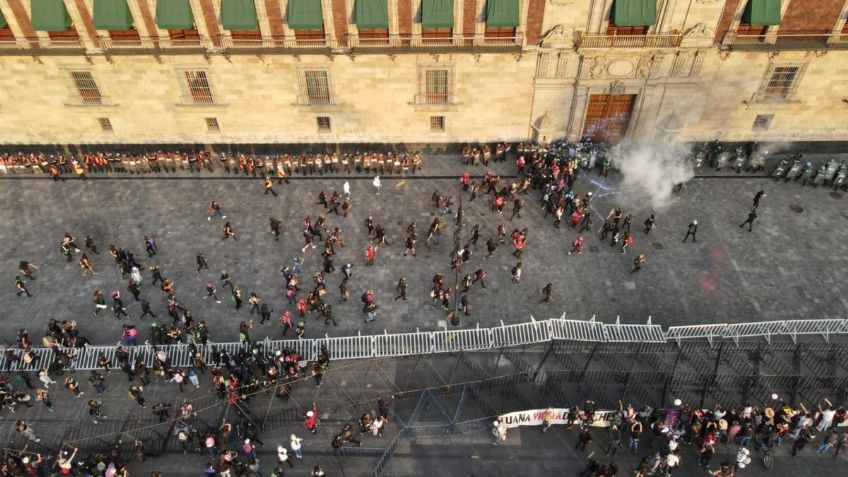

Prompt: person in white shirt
xmin=290 ymin=434 xmax=303 ymax=459
xmin=343 ymin=181 xmax=351 ymax=201
xmin=373 ymin=176 xmax=381 ymax=195
xmin=818 ymin=401 xmax=836 ymax=432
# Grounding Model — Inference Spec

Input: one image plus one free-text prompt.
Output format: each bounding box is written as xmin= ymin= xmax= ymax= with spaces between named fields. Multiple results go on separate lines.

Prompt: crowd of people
xmin=493 ymin=398 xmax=848 ymax=477
xmin=0 ymin=138 xmax=819 ymax=477
xmin=0 ymin=149 xmax=426 ymax=179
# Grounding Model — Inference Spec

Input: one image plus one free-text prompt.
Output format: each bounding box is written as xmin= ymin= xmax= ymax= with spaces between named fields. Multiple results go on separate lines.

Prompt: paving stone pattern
xmin=2 ymin=154 xmax=848 ymax=348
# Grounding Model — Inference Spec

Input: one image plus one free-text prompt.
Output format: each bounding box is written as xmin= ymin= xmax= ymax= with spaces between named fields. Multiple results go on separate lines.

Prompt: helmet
xmin=277 ymin=445 xmax=285 ymax=453
xmin=307 ymin=411 xmax=314 ymax=417
xmin=693 ymin=220 xmax=698 ymax=225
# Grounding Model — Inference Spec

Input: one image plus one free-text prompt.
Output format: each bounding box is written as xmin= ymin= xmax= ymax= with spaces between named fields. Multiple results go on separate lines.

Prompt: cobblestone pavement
xmin=2 ymin=154 xmax=848 ymax=348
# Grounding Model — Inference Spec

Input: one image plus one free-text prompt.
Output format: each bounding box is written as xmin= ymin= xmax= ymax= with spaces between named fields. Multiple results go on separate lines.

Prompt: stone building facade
xmin=0 ymin=0 xmax=845 ymax=146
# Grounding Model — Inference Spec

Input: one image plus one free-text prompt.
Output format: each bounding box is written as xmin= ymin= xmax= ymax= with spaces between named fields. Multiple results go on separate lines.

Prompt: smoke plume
xmin=612 ymin=132 xmax=694 ymax=210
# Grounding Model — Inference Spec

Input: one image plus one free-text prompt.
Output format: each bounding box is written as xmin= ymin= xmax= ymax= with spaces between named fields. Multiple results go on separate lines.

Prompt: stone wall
xmin=1 ymin=0 xmax=847 ymax=146
xmin=0 ymin=52 xmax=537 ymax=144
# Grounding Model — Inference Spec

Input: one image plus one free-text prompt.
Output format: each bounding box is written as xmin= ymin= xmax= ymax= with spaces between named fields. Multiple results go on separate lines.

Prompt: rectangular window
xmin=70 ymin=71 xmax=102 ymax=105
xmin=763 ymin=66 xmax=799 ymax=99
xmin=48 ymin=28 xmax=79 ymax=40
xmin=736 ymin=23 xmax=767 ymax=36
xmin=108 ymin=28 xmax=140 ymax=41
xmin=304 ymin=70 xmax=331 ymax=105
xmin=206 ymin=117 xmax=220 ymax=132
xmin=424 ymin=69 xmax=450 ymax=104
xmin=607 ymin=24 xmax=648 ymax=35
xmin=752 ymin=114 xmax=773 ymax=131
xmin=422 ymin=28 xmax=452 ymax=44
xmin=430 ymin=116 xmax=445 ymax=131
xmin=230 ymin=30 xmax=262 ymax=40
xmin=484 ymin=26 xmax=516 ymax=38
xmin=98 ymin=118 xmax=113 ymax=132
xmin=170 ymin=28 xmax=201 ymax=40
xmin=317 ymin=116 xmax=331 ymax=131
xmin=294 ymin=29 xmax=325 ymax=42
xmin=184 ymin=70 xmax=215 ymax=104
xmin=358 ymin=28 xmax=390 ymax=40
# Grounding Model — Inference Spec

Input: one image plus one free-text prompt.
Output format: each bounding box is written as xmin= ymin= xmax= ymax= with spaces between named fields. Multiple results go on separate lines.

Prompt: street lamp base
xmin=448 ymin=311 xmax=461 ymax=327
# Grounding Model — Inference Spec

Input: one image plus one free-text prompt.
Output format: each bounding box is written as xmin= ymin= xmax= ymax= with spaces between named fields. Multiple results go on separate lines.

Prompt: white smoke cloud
xmin=612 ymin=132 xmax=694 ymax=210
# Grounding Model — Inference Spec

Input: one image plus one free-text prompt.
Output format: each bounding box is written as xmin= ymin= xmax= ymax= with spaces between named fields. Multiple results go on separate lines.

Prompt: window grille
xmin=70 ymin=71 xmax=102 ymax=105
xmin=305 ymin=70 xmax=331 ymax=105
xmin=424 ymin=69 xmax=449 ymax=104
xmin=184 ymin=70 xmax=215 ymax=104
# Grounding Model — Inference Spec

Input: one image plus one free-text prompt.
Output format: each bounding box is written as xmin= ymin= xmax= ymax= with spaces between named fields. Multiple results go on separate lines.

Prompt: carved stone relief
xmin=541 ymin=25 xmax=574 ymax=48
xmin=636 ymin=56 xmax=654 ymax=79
xmin=589 ymin=56 xmax=607 ymax=79
xmin=684 ymin=22 xmax=714 ymax=39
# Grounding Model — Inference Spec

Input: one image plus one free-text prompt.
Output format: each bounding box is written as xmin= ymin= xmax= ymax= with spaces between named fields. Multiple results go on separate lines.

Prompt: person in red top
xmin=569 ymin=235 xmax=584 ymax=255
xmin=512 ymin=231 xmax=526 ymax=258
xmin=460 ymin=172 xmax=471 ymax=191
xmin=570 ymin=210 xmax=582 ymax=228
xmin=280 ymin=310 xmax=293 ymax=335
xmin=365 ymin=245 xmax=377 ymax=265
xmin=516 ymin=155 xmax=526 ymax=176
xmin=297 ymin=298 xmax=307 ymax=318
xmin=305 ymin=403 xmax=319 ymax=434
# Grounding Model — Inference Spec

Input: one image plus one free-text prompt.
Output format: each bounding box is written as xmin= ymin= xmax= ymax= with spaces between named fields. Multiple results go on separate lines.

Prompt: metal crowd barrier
xmin=4 ymin=317 xmax=848 ymax=372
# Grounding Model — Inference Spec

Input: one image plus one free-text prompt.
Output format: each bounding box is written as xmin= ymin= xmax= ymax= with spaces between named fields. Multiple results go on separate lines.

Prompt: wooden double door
xmin=582 ymin=94 xmax=637 ymax=145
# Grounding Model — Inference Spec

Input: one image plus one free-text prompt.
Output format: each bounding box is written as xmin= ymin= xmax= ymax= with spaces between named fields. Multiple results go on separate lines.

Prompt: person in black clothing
xmin=113 ymin=293 xmax=129 ymax=319
xmin=269 ymin=218 xmax=282 ymax=241
xmin=127 ymin=281 xmax=141 ymax=301
xmin=683 ymin=220 xmax=698 ymax=242
xmin=541 ymin=283 xmax=553 ymax=302
xmin=259 ymin=303 xmax=273 ymax=324
xmin=139 ymin=299 xmax=157 ymax=320
xmin=575 ymin=428 xmax=593 ymax=451
xmin=196 ymin=253 xmax=209 ymax=273
xmin=753 ymin=190 xmax=766 ymax=209
xmin=643 ymin=215 xmax=655 ymax=234
xmin=739 ymin=209 xmax=758 ymax=232
xmin=85 ymin=235 xmax=100 ymax=254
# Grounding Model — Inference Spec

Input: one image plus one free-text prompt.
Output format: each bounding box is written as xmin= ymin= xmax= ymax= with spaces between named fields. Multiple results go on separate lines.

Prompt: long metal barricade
xmin=4 ymin=316 xmax=848 ymax=371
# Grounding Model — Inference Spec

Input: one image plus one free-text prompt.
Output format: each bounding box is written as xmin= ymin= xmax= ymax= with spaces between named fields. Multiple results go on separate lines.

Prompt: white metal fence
xmin=5 ymin=316 xmax=848 ymax=372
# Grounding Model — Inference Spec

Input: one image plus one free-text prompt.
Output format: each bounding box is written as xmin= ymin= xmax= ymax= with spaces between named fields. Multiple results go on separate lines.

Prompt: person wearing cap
xmin=683 ymin=220 xmax=698 ymax=242
xmin=242 ymin=439 xmax=256 ymax=459
xmin=305 ymin=403 xmax=318 ymax=434
xmin=491 ymin=419 xmax=507 ymax=445
xmin=276 ymin=445 xmax=294 ymax=468
xmin=290 ymin=434 xmax=303 ymax=459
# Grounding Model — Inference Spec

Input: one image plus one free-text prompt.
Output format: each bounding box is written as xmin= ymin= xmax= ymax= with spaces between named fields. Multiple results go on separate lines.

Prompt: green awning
xmin=486 ymin=0 xmax=519 ymax=28
xmin=31 ymin=0 xmax=73 ymax=31
xmin=156 ymin=0 xmax=194 ymax=30
xmin=287 ymin=0 xmax=323 ymax=30
xmin=611 ymin=0 xmax=656 ymax=27
xmin=743 ymin=0 xmax=782 ymax=26
xmin=221 ymin=0 xmax=258 ymax=30
xmin=93 ymin=0 xmax=133 ymax=30
xmin=422 ymin=0 xmax=454 ymax=29
xmin=0 ymin=9 xmax=7 ymax=29
xmin=356 ymin=0 xmax=388 ymax=29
